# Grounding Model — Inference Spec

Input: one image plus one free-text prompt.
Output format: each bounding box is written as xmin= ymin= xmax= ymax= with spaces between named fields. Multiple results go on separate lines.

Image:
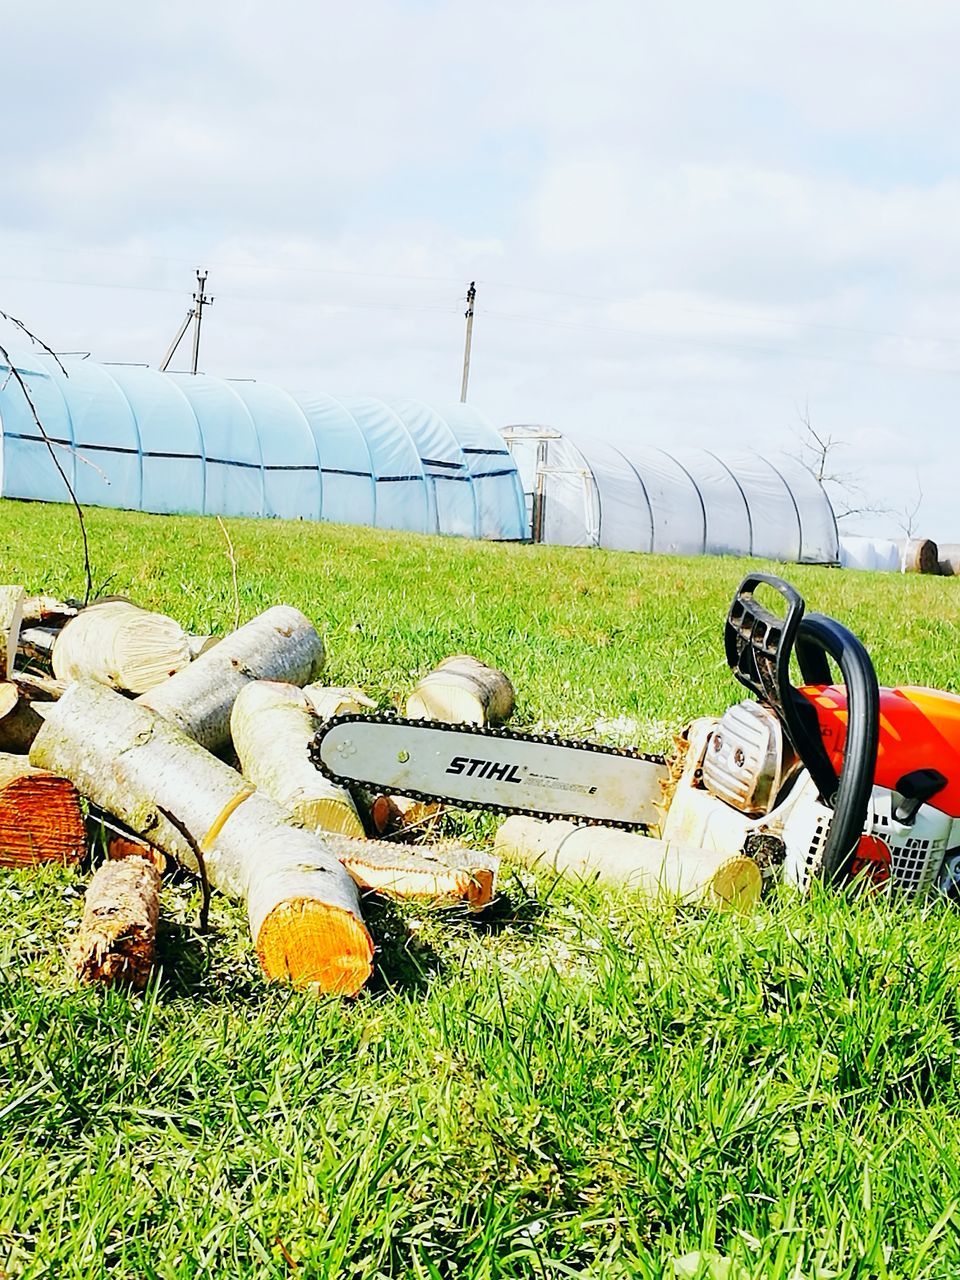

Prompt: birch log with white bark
xmin=495 ymin=817 xmax=761 ymax=910
xmin=0 ymin=752 xmax=85 ymax=868
xmin=31 ymin=681 xmax=373 ymax=992
xmin=406 ymin=655 xmax=515 ymax=726
xmin=138 ymin=606 xmax=324 ymax=753
xmin=231 ymin=681 xmax=364 ymax=838
xmin=0 ymin=586 xmax=25 ymax=680
xmin=70 ymin=856 xmax=161 ymax=989
xmin=52 ymin=600 xmax=192 ymax=693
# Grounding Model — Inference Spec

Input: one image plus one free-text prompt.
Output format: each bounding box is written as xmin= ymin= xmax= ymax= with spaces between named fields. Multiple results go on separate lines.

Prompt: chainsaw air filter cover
xmin=702 ymin=700 xmax=797 ymax=818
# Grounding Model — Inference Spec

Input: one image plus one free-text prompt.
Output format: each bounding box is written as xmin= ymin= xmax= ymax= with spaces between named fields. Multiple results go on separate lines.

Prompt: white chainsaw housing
xmin=664 ymin=707 xmax=959 ymax=895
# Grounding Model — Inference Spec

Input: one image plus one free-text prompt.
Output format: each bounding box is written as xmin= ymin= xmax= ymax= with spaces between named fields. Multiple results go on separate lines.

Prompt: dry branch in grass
xmin=406 ymin=655 xmax=515 ymax=726
xmin=32 ymin=681 xmax=373 ymax=992
xmin=70 ymin=856 xmax=161 ymax=989
xmin=0 ymin=752 xmax=85 ymax=868
xmin=495 ymin=816 xmax=761 ymax=910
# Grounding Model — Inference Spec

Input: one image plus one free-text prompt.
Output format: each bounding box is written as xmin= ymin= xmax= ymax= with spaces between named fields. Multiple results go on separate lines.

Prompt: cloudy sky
xmin=2 ymin=1 xmax=959 ymax=537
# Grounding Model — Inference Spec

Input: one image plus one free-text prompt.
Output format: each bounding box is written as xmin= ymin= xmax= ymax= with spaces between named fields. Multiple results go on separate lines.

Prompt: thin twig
xmin=216 ymin=515 xmax=241 ymax=630
xmin=157 ymin=806 xmax=212 ymax=933
xmin=0 ymin=335 xmax=93 ymax=604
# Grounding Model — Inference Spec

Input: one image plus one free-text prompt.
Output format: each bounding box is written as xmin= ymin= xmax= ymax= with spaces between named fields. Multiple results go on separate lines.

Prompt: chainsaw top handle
xmin=725 ymin=573 xmax=880 ymax=884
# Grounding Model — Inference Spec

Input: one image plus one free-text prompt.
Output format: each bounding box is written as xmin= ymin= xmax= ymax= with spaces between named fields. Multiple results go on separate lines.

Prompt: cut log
xmin=139 ymin=605 xmax=325 ymax=753
xmin=938 ymin=543 xmax=960 ymax=577
xmin=70 ymin=856 xmax=161 ymax=989
xmin=302 ymin=684 xmax=376 ymax=720
xmin=231 ymin=681 xmax=364 ymax=838
xmin=370 ymin=793 xmax=443 ymax=838
xmin=22 ymin=595 xmax=77 ymax=626
xmin=0 ymin=586 xmax=25 ymax=679
xmin=319 ymin=831 xmax=498 ymax=910
xmin=406 ymin=655 xmax=515 ymax=726
xmin=495 ymin=817 xmax=761 ymax=910
xmin=0 ymin=752 xmax=85 ymax=868
xmin=52 ymin=600 xmax=193 ymax=694
xmin=895 ymin=537 xmax=939 ymax=574
xmin=31 ymin=681 xmax=372 ymax=992
xmin=17 ymin=625 xmax=57 ymax=670
xmin=0 ymin=674 xmax=64 ymax=754
xmin=0 ymin=682 xmax=17 ymax=720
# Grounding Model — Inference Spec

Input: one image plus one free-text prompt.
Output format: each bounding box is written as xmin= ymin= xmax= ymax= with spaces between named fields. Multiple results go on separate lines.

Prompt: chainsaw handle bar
xmin=725 ymin=574 xmax=880 ymax=884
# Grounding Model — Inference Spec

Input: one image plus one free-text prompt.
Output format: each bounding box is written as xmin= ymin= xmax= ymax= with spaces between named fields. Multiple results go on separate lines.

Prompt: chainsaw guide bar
xmin=310 ymin=712 xmax=669 ymax=831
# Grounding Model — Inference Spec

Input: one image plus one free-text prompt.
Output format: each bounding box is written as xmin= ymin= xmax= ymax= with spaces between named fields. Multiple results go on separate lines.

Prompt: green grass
xmin=3 ymin=500 xmax=960 ymax=1279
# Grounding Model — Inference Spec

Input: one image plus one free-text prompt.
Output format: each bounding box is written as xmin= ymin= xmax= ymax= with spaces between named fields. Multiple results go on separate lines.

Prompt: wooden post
xmin=31 ymin=681 xmax=373 ymax=993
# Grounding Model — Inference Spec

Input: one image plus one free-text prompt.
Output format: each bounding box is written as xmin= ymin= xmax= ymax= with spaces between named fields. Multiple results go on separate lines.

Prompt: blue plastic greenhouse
xmin=0 ymin=353 xmax=527 ymax=541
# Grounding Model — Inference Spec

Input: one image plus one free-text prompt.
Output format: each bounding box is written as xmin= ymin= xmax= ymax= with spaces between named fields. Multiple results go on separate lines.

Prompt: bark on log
xmin=302 ymin=684 xmax=376 ymax=719
xmin=495 ymin=817 xmax=761 ymax=910
xmin=0 ymin=675 xmax=64 ymax=754
xmin=406 ymin=655 xmax=515 ymax=726
xmin=895 ymin=537 xmax=939 ymax=574
xmin=0 ymin=587 xmax=25 ymax=680
xmin=70 ymin=856 xmax=161 ymax=989
xmin=139 ymin=606 xmax=325 ymax=753
xmin=0 ymin=752 xmax=85 ymax=868
xmin=231 ymin=681 xmax=364 ymax=838
xmin=31 ymin=681 xmax=372 ymax=992
xmin=318 ymin=831 xmax=497 ymax=910
xmin=370 ymin=793 xmax=443 ymax=838
xmin=52 ymin=600 xmax=193 ymax=694
xmin=22 ymin=596 xmax=77 ymax=626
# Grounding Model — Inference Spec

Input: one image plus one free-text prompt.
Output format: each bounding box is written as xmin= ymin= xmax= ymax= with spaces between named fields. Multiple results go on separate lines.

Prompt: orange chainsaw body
xmin=799 ymin=685 xmax=960 ymax=818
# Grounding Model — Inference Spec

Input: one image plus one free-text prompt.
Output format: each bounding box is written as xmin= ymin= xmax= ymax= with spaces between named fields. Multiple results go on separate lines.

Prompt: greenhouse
xmin=0 ymin=353 xmax=527 ymax=541
xmin=503 ymin=427 xmax=839 ymax=563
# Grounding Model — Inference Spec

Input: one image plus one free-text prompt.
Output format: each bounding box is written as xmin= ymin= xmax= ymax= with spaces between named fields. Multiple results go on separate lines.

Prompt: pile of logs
xmin=4 ymin=585 xmax=761 ymax=999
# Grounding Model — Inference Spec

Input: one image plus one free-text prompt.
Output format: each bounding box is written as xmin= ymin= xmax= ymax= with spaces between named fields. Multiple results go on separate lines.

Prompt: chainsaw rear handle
xmin=794 ymin=612 xmax=880 ymax=884
xmin=725 ymin=574 xmax=880 ymax=885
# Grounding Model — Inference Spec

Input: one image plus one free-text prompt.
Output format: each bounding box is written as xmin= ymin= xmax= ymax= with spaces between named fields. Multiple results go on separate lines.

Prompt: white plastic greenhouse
xmin=503 ymin=426 xmax=839 ymax=563
xmin=0 ymin=353 xmax=527 ymax=541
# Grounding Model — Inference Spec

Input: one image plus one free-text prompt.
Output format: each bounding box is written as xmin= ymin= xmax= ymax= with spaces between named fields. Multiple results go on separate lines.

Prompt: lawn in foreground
xmin=2 ymin=500 xmax=960 ymax=1279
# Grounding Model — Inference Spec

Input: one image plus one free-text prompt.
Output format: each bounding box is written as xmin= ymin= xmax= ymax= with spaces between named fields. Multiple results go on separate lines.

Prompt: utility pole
xmin=460 ymin=280 xmax=476 ymax=403
xmin=190 ymin=268 xmax=213 ymax=375
xmin=159 ymin=268 xmax=213 ymax=373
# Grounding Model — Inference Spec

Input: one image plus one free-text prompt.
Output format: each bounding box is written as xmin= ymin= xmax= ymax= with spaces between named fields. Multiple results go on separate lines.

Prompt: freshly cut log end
xmin=495 ymin=816 xmax=761 ymax=911
xmin=0 ymin=753 xmax=85 ymax=868
xmin=256 ymin=899 xmax=374 ymax=993
xmin=303 ymin=684 xmax=376 ymax=720
xmin=406 ymin=655 xmax=515 ymax=727
xmin=370 ymin=793 xmax=442 ymax=838
xmin=53 ymin=601 xmax=193 ymax=694
xmin=320 ymin=831 xmax=498 ymax=910
xmin=294 ymin=794 xmax=365 ymax=838
xmin=0 ymin=682 xmax=18 ymax=721
xmin=71 ymin=856 xmax=161 ymax=989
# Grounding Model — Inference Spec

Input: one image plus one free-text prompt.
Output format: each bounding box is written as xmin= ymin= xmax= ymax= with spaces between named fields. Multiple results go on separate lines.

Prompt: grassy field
xmin=3 ymin=500 xmax=960 ymax=1279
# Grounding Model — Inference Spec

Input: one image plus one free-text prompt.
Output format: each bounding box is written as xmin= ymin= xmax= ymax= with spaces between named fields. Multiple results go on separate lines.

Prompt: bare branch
xmin=0 ymin=326 xmax=93 ymax=604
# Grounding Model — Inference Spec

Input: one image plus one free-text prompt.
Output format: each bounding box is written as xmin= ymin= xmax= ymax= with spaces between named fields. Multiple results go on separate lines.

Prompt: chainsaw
xmin=313 ymin=573 xmax=960 ymax=895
